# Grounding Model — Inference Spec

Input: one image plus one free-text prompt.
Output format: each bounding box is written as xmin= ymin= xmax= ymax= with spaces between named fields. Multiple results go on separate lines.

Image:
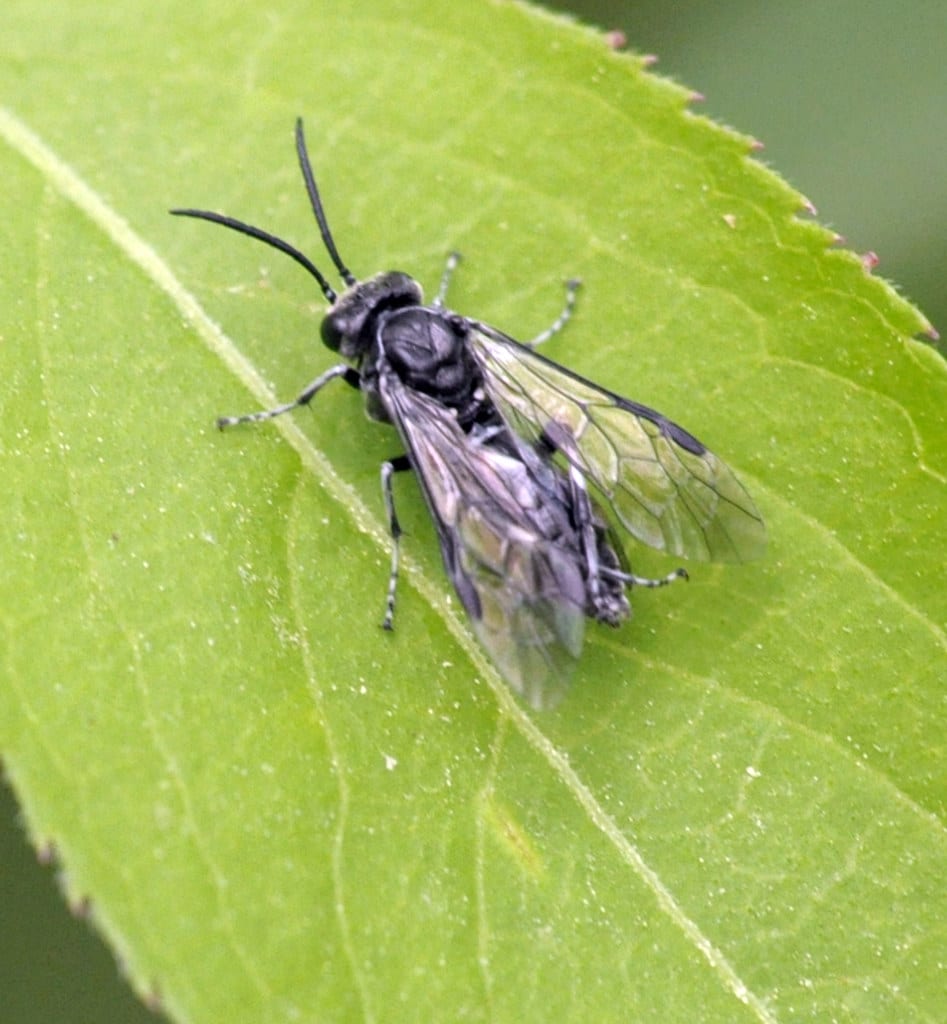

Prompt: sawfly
xmin=172 ymin=119 xmax=766 ymax=708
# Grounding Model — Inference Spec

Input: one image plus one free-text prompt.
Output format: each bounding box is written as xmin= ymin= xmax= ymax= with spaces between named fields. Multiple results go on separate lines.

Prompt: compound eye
xmin=320 ymin=313 xmax=343 ymax=351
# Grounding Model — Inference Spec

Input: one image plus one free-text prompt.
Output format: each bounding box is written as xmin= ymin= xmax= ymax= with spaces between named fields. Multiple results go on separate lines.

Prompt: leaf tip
xmin=68 ymin=892 xmax=93 ymax=919
xmin=36 ymin=838 xmax=59 ymax=866
xmin=143 ymin=984 xmax=164 ymax=1015
xmin=860 ymin=250 xmax=880 ymax=272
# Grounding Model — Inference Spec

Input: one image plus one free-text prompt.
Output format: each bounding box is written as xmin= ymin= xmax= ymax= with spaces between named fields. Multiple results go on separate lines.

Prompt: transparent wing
xmin=380 ymin=374 xmax=587 ymax=709
xmin=469 ymin=325 xmax=766 ymax=562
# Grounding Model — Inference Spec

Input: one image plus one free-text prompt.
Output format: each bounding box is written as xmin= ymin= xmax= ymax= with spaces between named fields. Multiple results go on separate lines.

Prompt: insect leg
xmin=566 ymin=464 xmax=603 ymax=603
xmin=603 ymin=566 xmax=689 ymax=588
xmin=216 ymin=364 xmax=360 ymax=429
xmin=525 ymin=278 xmax=581 ymax=349
xmin=431 ymin=251 xmax=462 ymax=309
xmin=380 ymin=454 xmax=413 ymax=630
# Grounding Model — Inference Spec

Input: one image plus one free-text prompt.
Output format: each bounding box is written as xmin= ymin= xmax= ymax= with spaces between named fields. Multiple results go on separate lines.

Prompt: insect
xmin=172 ymin=119 xmax=766 ymax=708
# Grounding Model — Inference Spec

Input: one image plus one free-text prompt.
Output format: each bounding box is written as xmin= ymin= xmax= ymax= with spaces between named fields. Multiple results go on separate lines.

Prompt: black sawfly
xmin=172 ymin=119 xmax=766 ymax=709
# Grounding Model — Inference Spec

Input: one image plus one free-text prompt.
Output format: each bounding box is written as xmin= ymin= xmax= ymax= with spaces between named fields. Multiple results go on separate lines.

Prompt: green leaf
xmin=1 ymin=1 xmax=943 ymax=1022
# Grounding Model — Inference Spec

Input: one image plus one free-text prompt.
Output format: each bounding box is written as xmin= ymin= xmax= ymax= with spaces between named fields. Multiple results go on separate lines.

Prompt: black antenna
xmin=294 ymin=118 xmax=357 ymax=288
xmin=170 ymin=208 xmax=338 ymax=304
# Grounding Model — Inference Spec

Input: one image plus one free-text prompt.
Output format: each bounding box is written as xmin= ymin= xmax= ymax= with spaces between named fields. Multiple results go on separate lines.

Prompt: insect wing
xmin=468 ymin=325 xmax=766 ymax=563
xmin=380 ymin=375 xmax=586 ymax=709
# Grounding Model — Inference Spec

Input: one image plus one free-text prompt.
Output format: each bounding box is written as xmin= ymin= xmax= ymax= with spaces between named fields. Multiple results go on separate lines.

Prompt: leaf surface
xmin=0 ymin=2 xmax=944 ymax=1022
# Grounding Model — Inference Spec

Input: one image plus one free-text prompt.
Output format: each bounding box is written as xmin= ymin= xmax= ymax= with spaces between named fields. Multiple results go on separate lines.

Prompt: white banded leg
xmin=526 ymin=278 xmax=581 ymax=349
xmin=432 ymin=251 xmax=462 ymax=309
xmin=603 ymin=566 xmax=689 ymax=588
xmin=216 ymin=363 xmax=359 ymax=429
xmin=568 ymin=464 xmax=602 ymax=604
xmin=380 ymin=455 xmax=412 ymax=630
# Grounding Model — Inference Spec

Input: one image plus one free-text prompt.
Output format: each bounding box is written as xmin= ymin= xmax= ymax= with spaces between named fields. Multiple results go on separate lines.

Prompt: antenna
xmin=170 ymin=207 xmax=338 ymax=304
xmin=294 ymin=118 xmax=358 ymax=288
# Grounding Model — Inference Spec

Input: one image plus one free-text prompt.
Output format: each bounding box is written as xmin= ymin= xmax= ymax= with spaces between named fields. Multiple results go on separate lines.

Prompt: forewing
xmin=469 ymin=325 xmax=766 ymax=562
xmin=380 ymin=374 xmax=586 ymax=709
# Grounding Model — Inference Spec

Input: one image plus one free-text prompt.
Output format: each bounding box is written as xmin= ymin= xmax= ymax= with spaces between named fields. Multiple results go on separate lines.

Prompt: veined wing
xmin=379 ymin=373 xmax=587 ymax=709
xmin=469 ymin=325 xmax=766 ymax=562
